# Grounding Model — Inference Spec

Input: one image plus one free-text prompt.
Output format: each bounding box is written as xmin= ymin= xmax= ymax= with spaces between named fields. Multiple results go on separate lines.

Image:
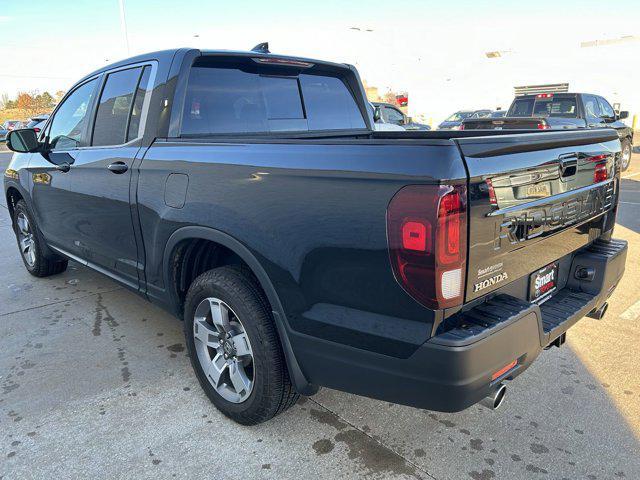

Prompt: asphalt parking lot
xmin=1 ymin=149 xmax=639 ymax=480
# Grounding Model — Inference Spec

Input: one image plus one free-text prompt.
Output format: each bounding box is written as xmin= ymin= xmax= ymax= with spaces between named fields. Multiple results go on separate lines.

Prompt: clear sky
xmin=1 ymin=0 xmax=639 ymax=103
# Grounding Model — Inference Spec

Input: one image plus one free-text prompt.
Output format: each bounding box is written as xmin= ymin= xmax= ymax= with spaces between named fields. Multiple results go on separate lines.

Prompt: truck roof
xmin=78 ymin=48 xmax=351 ymax=85
xmin=516 ymin=92 xmax=585 ymax=98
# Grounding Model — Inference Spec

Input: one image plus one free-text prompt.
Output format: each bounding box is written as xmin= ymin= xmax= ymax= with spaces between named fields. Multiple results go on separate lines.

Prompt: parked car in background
xmin=25 ymin=114 xmax=50 ymax=134
xmin=372 ymin=102 xmax=431 ymax=130
xmin=438 ymin=109 xmax=491 ymax=130
xmin=2 ymin=120 xmax=23 ymax=131
xmin=369 ymin=103 xmax=404 ymax=131
xmin=0 ymin=126 xmax=8 ymax=143
xmin=469 ymin=109 xmax=492 ymax=119
xmin=461 ymin=93 xmax=634 ymax=170
xmin=491 ymin=110 xmax=507 ymax=118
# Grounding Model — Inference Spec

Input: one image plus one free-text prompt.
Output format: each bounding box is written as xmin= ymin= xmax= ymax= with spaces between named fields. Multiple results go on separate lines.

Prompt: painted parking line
xmin=619 ymin=201 xmax=640 ymax=205
xmin=620 ymin=298 xmax=640 ymax=321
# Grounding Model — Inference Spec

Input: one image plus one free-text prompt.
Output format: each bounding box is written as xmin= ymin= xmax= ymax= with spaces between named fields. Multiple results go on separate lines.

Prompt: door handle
xmin=55 ymin=162 xmax=71 ymax=173
xmin=107 ymin=162 xmax=129 ymax=174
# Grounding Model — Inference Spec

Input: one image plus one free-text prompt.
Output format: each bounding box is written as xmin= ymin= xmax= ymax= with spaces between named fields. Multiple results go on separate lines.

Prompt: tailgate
xmin=456 ymin=129 xmax=621 ymax=302
xmin=462 ymin=117 xmax=546 ymax=130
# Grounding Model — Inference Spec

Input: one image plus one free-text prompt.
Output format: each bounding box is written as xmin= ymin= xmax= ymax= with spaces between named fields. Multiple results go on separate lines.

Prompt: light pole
xmin=346 ymin=26 xmax=374 ymax=68
xmin=118 ymin=0 xmax=130 ymax=55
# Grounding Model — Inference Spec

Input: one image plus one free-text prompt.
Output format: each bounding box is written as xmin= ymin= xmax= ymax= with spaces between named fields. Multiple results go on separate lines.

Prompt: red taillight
xmin=594 ymin=163 xmax=608 ymax=183
xmin=536 ymin=123 xmax=550 ymax=130
xmin=402 ymin=221 xmax=430 ymax=252
xmin=437 ymin=191 xmax=462 ymax=264
xmin=459 ymin=124 xmax=465 ymax=131
xmin=387 ymin=184 xmax=467 ymax=309
xmin=485 ymin=178 xmax=498 ymax=206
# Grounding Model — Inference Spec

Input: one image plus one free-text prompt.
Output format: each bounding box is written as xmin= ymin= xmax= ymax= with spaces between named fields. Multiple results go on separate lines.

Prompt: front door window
xmin=47 ymin=78 xmax=98 ymax=150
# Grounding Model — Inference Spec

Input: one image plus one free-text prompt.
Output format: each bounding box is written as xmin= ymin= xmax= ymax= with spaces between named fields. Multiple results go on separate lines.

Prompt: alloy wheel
xmin=16 ymin=212 xmax=36 ymax=267
xmin=193 ymin=297 xmax=254 ymax=403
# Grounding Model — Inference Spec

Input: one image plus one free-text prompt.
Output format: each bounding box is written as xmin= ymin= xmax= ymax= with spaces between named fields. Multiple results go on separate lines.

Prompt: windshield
xmin=445 ymin=111 xmax=472 ymax=122
xmin=509 ymin=95 xmax=578 ymax=118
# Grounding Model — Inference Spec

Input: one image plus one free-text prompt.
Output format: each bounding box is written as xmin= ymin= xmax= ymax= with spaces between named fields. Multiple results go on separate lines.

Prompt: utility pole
xmin=118 ymin=0 xmax=130 ymax=55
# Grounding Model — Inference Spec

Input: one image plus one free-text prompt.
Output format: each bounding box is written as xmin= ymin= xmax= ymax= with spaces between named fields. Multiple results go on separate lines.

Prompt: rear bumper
xmin=294 ymin=238 xmax=627 ymax=412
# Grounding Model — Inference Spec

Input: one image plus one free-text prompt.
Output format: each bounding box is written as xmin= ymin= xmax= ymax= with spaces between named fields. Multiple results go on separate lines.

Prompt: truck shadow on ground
xmin=313 ymin=339 xmax=640 ymax=479
xmin=0 ymin=203 xmax=638 ymax=479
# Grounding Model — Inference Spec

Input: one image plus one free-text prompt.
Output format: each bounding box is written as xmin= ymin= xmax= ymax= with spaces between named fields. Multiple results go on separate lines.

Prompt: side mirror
xmin=617 ymin=111 xmax=629 ymax=120
xmin=6 ymin=129 xmax=41 ymax=153
xmin=373 ymin=106 xmax=382 ymax=123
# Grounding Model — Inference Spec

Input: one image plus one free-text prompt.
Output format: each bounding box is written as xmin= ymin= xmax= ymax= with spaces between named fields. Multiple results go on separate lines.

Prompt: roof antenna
xmin=251 ymin=42 xmax=270 ymax=54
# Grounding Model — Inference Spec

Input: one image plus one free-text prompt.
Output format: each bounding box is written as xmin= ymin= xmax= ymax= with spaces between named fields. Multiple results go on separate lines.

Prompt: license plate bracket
xmin=529 ymin=262 xmax=558 ymax=303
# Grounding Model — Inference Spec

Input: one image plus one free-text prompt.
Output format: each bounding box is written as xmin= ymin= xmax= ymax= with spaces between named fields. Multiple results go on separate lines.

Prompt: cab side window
xmin=597 ymin=97 xmax=615 ymax=119
xmin=583 ymin=95 xmax=601 ymax=121
xmin=92 ymin=67 xmax=143 ymax=146
xmin=47 ymin=78 xmax=98 ymax=151
xmin=385 ymin=107 xmax=405 ymax=125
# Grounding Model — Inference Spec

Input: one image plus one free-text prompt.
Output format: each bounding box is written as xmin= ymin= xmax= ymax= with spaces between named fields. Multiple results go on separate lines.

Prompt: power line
xmin=118 ymin=0 xmax=130 ymax=55
xmin=0 ymin=74 xmax=73 ymax=80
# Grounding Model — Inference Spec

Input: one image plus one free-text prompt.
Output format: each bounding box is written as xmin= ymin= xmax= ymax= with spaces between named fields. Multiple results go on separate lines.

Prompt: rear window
xmin=509 ymin=96 xmax=577 ymax=118
xmin=445 ymin=111 xmax=472 ymax=122
xmin=181 ymin=64 xmax=366 ymax=135
xmin=509 ymin=98 xmax=535 ymax=117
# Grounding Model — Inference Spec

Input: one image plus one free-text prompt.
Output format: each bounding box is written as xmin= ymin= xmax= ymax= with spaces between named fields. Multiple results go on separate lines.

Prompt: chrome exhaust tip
xmin=480 ymin=384 xmax=507 ymax=411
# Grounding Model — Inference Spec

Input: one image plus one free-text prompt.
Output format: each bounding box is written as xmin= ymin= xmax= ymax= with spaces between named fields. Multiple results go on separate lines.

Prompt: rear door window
xmin=127 ymin=66 xmax=152 ymax=141
xmin=92 ymin=67 xmax=143 ymax=146
xmin=181 ymin=64 xmax=365 ymax=135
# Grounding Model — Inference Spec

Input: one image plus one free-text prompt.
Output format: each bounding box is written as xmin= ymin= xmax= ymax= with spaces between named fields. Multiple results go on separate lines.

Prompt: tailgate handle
xmin=558 ymin=153 xmax=578 ymax=178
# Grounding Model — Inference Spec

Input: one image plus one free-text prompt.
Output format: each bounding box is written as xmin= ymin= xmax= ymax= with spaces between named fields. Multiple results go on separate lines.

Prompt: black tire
xmin=12 ymin=200 xmax=68 ymax=277
xmin=620 ymin=138 xmax=632 ymax=172
xmin=184 ymin=265 xmax=299 ymax=425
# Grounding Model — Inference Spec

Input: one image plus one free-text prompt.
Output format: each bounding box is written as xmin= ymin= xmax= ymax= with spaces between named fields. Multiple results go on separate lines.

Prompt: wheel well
xmin=5 ymin=187 xmax=23 ymax=219
xmin=170 ymin=238 xmax=262 ymax=314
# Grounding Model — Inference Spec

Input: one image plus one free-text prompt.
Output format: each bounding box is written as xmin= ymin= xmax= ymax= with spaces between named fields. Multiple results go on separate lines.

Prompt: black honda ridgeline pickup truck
xmin=462 ymin=93 xmax=634 ymax=171
xmin=4 ymin=47 xmax=628 ymax=424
